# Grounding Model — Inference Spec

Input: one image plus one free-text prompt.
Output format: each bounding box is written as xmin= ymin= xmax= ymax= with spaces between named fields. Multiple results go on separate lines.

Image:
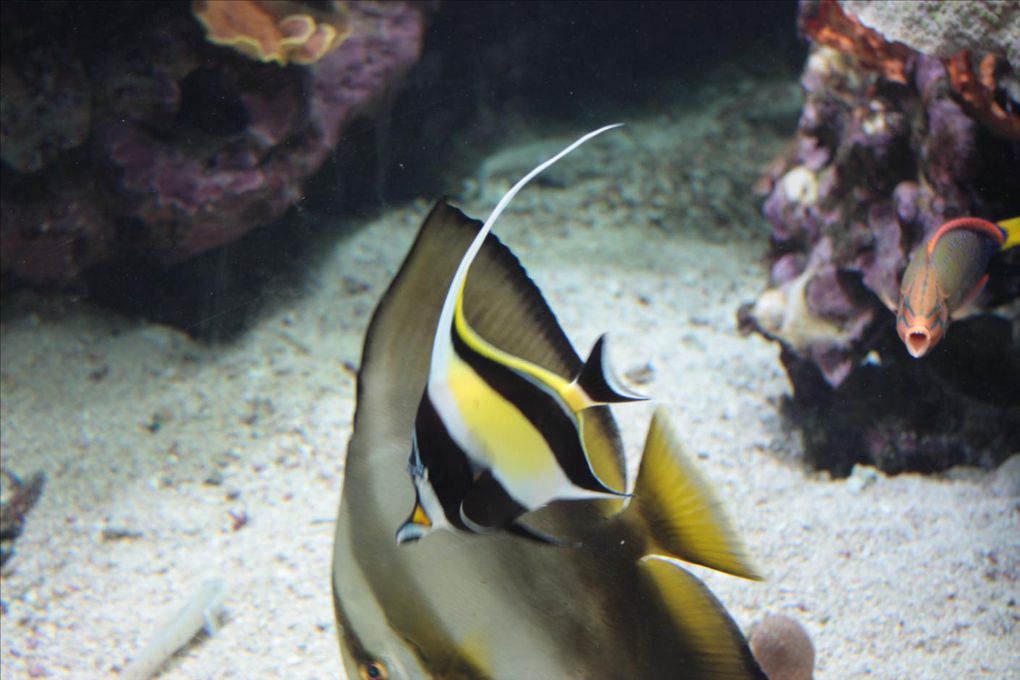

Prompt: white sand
xmin=2 ymin=104 xmax=1018 ymax=679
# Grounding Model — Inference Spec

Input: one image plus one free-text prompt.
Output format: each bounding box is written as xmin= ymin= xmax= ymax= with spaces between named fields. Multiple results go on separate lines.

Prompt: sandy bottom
xmin=2 ymin=90 xmax=1018 ymax=680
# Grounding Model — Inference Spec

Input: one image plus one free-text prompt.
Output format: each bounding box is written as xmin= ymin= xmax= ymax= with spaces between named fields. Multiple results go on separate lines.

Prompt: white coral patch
xmin=751 ymin=267 xmax=850 ymax=355
xmin=861 ymin=101 xmax=889 ymax=136
xmin=780 ymin=165 xmax=819 ymax=206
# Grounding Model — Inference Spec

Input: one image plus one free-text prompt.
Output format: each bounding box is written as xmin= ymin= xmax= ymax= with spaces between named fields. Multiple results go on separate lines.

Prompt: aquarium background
xmin=2 ymin=1 xmax=1018 ymax=678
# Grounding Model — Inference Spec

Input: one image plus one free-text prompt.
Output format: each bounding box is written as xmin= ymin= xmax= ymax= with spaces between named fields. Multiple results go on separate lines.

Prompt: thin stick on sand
xmin=121 ymin=579 xmax=228 ymax=680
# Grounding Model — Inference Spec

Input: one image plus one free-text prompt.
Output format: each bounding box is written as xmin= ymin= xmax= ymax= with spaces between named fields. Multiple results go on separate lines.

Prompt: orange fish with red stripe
xmin=894 ymin=216 xmax=1020 ymax=358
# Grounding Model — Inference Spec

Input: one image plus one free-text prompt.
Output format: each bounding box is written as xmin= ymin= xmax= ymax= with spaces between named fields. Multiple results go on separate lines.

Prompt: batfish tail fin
xmin=998 ymin=216 xmax=1020 ymax=250
xmin=573 ymin=334 xmax=647 ymax=404
xmin=640 ymin=556 xmax=767 ymax=679
xmin=623 ymin=407 xmax=761 ymax=580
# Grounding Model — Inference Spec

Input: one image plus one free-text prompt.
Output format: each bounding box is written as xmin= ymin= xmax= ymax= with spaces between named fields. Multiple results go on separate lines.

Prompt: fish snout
xmin=900 ymin=326 xmax=932 ymax=358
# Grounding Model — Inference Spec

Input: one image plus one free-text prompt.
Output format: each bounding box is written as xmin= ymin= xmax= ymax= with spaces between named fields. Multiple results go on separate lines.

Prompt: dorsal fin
xmin=429 ymin=125 xmax=623 ymax=384
xmin=928 ymin=216 xmax=1004 ymax=255
xmin=416 ymin=202 xmax=629 ymax=499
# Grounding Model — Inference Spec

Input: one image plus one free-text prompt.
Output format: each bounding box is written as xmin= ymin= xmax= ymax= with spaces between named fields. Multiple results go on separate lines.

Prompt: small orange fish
xmin=894 ymin=216 xmax=1019 ymax=358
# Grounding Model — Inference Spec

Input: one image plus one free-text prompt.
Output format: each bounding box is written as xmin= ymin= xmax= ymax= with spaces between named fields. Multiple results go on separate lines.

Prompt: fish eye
xmin=360 ymin=661 xmax=389 ymax=680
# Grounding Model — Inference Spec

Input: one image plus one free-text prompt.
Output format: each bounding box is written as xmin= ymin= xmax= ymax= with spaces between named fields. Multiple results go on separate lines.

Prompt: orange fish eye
xmin=360 ymin=660 xmax=389 ymax=680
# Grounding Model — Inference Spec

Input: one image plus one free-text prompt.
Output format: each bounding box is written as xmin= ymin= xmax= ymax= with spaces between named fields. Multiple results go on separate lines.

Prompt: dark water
xmin=2 ymin=0 xmax=803 ymax=337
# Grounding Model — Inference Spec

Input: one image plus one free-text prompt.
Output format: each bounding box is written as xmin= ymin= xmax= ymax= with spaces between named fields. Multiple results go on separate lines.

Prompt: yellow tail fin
xmin=625 ymin=408 xmax=761 ymax=580
xmin=998 ymin=217 xmax=1020 ymax=250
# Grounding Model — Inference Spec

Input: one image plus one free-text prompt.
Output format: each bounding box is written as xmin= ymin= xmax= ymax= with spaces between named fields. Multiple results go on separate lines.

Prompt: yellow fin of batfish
xmin=998 ymin=217 xmax=1020 ymax=250
xmin=627 ymin=408 xmax=761 ymax=580
xmin=640 ymin=555 xmax=766 ymax=679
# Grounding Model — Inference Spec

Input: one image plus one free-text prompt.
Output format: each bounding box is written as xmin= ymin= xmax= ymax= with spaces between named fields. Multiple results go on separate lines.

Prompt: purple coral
xmin=1 ymin=2 xmax=426 ymax=287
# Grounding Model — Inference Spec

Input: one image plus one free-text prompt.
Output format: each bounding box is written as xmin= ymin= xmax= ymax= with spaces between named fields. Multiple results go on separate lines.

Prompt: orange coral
xmin=192 ymin=0 xmax=350 ymax=66
xmin=800 ymin=0 xmax=911 ymax=84
xmin=946 ymin=50 xmax=1020 ymax=141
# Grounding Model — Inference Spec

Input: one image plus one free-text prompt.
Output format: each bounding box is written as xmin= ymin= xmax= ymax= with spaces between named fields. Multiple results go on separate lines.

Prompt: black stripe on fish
xmin=461 ymin=471 xmax=572 ymax=546
xmin=450 ymin=320 xmax=624 ymax=499
xmin=413 ymin=394 xmax=475 ymax=532
xmin=415 ymin=396 xmax=567 ymax=545
xmin=460 ymin=469 xmax=527 ymax=529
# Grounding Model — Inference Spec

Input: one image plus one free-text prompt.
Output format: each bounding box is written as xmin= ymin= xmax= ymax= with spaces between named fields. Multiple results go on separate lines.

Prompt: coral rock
xmin=740 ymin=0 xmax=1020 ymax=474
xmin=0 ymin=4 xmax=92 ymax=173
xmin=1 ymin=1 xmax=426 ymax=287
xmin=800 ymin=0 xmax=912 ymax=84
xmin=841 ymin=0 xmax=1020 ymax=67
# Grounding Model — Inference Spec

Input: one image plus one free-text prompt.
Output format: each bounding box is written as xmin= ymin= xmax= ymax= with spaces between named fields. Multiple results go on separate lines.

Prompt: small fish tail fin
xmin=639 ymin=556 xmax=767 ymax=679
xmin=998 ymin=217 xmax=1020 ymax=250
xmin=572 ymin=334 xmax=647 ymax=405
xmin=624 ymin=407 xmax=761 ymax=580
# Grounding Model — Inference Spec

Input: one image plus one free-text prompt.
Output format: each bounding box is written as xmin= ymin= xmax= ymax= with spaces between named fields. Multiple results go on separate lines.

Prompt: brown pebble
xmin=749 ymin=613 xmax=815 ymax=680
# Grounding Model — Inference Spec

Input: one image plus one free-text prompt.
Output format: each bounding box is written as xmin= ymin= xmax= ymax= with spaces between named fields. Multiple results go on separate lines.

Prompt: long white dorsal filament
xmin=429 ymin=123 xmax=623 ymax=379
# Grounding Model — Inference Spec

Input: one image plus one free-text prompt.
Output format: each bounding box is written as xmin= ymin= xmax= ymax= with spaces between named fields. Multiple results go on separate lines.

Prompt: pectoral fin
xmin=625 ymin=408 xmax=760 ymax=580
xmin=878 ymin=288 xmax=898 ymax=314
xmin=950 ymin=273 xmax=989 ymax=320
xmin=396 ymin=495 xmax=435 ymax=545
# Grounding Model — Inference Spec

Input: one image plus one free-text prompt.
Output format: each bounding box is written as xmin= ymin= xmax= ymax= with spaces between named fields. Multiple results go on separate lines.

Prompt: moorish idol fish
xmin=396 ymin=125 xmax=645 ymax=545
xmin=893 ymin=216 xmax=1020 ymax=358
xmin=332 ymin=127 xmax=766 ymax=679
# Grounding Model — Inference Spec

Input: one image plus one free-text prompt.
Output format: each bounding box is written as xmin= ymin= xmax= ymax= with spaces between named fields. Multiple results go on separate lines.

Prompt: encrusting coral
xmin=192 ymin=0 xmax=351 ymax=66
xmin=946 ymin=51 xmax=1020 ymax=141
xmin=739 ymin=0 xmax=1020 ymax=474
xmin=799 ymin=0 xmax=910 ymax=84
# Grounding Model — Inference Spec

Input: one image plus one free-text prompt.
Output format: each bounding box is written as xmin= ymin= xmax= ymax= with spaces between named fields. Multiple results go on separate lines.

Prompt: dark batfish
xmin=332 ymin=127 xmax=766 ymax=679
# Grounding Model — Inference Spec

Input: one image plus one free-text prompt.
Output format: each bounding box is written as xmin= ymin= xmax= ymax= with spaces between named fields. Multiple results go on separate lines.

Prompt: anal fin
xmin=460 ymin=470 xmax=528 ymax=533
xmin=460 ymin=472 xmax=573 ymax=546
xmin=506 ymin=521 xmax=574 ymax=547
xmin=640 ymin=555 xmax=766 ymax=679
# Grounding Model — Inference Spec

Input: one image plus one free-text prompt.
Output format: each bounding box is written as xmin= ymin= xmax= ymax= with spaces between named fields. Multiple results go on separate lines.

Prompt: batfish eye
xmin=360 ymin=660 xmax=389 ymax=680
